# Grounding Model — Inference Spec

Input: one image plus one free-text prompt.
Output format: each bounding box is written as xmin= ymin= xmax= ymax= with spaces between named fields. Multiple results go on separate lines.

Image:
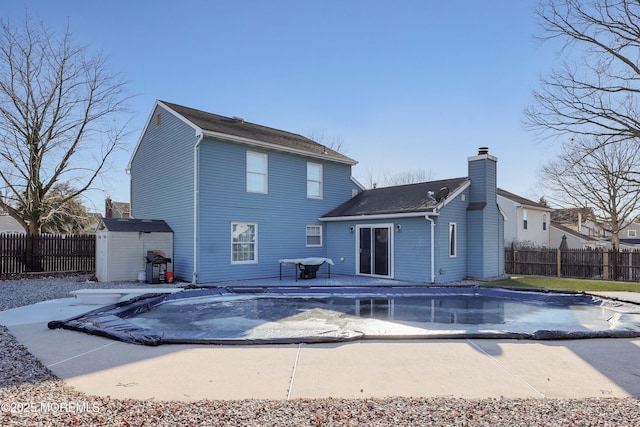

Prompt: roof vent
xmin=232 ymin=116 xmax=245 ymax=123
xmin=478 ymin=146 xmax=489 ymax=155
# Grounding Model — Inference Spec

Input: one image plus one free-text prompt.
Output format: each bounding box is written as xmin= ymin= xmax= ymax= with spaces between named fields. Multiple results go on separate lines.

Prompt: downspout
xmin=425 ymin=213 xmax=437 ymax=284
xmin=193 ymin=132 xmax=204 ymax=285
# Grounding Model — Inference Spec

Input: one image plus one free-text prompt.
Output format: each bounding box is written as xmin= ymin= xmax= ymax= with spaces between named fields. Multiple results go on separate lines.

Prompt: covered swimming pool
xmin=48 ymin=285 xmax=640 ymax=345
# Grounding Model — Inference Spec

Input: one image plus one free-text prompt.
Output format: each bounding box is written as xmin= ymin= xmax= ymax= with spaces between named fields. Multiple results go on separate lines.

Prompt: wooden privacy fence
xmin=0 ymin=233 xmax=95 ymax=275
xmin=505 ymin=246 xmax=640 ymax=281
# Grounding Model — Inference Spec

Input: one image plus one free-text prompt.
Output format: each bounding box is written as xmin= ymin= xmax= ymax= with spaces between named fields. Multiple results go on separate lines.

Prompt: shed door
xmin=357 ymin=225 xmax=392 ymax=278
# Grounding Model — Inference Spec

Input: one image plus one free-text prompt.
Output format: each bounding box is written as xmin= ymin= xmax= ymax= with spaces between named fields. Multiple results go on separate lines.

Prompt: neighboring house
xmin=105 ymin=198 xmax=130 ymax=218
xmin=84 ymin=212 xmax=103 ymax=234
xmin=551 ymin=208 xmax=605 ymax=239
xmin=321 ymin=148 xmax=505 ymax=283
xmin=129 ymin=101 xmax=361 ymax=283
xmin=129 ymin=101 xmax=505 ymax=284
xmin=0 ymin=214 xmax=24 ymax=234
xmin=617 ymin=221 xmax=640 ymax=246
xmin=550 ymin=221 xmax=602 ymax=249
xmin=497 ymin=189 xmax=552 ymax=248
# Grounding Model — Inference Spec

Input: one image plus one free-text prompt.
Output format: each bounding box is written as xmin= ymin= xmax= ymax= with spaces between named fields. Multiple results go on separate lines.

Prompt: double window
xmin=246 ymin=152 xmax=267 ymax=193
xmin=306 ymin=225 xmax=322 ymax=247
xmin=231 ymin=222 xmax=257 ymax=264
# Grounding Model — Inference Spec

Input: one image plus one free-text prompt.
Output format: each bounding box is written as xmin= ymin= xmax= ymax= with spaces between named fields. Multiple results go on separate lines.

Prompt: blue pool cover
xmin=48 ymin=286 xmax=640 ymax=345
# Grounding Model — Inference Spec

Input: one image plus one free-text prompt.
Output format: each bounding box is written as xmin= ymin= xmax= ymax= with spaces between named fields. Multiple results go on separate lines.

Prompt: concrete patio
xmin=1 ymin=281 xmax=639 ymax=402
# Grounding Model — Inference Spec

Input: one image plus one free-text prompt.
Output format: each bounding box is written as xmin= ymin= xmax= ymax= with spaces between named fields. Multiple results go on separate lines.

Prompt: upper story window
xmin=543 ymin=214 xmax=547 ymax=231
xmin=307 ymin=162 xmax=323 ymax=199
xmin=247 ymin=152 xmax=267 ymax=193
xmin=629 ymin=229 xmax=637 ymax=238
xmin=306 ymin=225 xmax=323 ymax=247
xmin=231 ymin=222 xmax=257 ymax=264
xmin=523 ymin=209 xmax=528 ymax=230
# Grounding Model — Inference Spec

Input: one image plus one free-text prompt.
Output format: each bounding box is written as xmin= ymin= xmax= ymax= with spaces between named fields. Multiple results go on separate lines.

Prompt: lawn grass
xmin=488 ymin=275 xmax=640 ymax=293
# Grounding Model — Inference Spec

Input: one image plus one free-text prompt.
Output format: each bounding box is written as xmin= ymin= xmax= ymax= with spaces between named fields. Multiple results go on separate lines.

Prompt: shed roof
xmin=100 ymin=218 xmax=173 ymax=233
xmin=321 ymin=178 xmax=469 ymax=218
xmin=161 ymin=101 xmax=356 ymax=165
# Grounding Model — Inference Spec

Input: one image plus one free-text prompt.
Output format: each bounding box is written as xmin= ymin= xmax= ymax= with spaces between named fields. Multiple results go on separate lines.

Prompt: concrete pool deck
xmin=1 ymin=285 xmax=640 ymax=401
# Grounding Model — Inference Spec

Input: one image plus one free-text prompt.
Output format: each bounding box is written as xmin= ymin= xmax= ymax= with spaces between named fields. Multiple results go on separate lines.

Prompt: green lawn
xmin=489 ymin=275 xmax=640 ymax=293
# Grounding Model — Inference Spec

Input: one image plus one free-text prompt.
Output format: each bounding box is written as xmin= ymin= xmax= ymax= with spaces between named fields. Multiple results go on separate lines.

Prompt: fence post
xmin=557 ymin=249 xmax=561 ymax=277
xmin=603 ymin=250 xmax=609 ymax=280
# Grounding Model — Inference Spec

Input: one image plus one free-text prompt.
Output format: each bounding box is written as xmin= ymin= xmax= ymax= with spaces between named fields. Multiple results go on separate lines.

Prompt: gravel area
xmin=1 ymin=275 xmax=640 ymax=426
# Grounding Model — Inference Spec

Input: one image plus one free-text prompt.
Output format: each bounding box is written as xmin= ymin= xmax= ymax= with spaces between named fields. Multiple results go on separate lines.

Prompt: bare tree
xmin=306 ymin=129 xmax=347 ymax=154
xmin=380 ymin=169 xmax=433 ymax=187
xmin=355 ymin=168 xmax=433 ymax=189
xmin=539 ymin=137 xmax=640 ymax=246
xmin=525 ymin=0 xmax=640 ymax=146
xmin=18 ymin=182 xmax=90 ymax=234
xmin=0 ymin=15 xmax=131 ymax=234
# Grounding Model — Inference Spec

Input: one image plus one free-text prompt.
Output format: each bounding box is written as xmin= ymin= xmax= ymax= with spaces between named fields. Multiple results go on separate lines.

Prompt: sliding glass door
xmin=357 ymin=225 xmax=392 ymax=278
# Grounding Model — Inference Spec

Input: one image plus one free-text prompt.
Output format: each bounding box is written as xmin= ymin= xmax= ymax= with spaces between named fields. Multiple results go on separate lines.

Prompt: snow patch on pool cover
xmin=48 ymin=286 xmax=640 ymax=345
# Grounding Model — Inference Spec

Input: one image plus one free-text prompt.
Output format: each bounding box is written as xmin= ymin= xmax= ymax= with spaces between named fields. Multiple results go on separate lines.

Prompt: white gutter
xmin=425 ymin=213 xmax=437 ymax=283
xmin=193 ymin=132 xmax=204 ymax=284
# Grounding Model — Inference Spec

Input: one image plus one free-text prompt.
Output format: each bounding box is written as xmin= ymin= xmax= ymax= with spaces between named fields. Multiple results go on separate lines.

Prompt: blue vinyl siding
xmin=130 ymin=106 xmax=196 ymax=281
xmin=196 ymin=138 xmax=356 ymax=282
xmin=466 ymin=155 xmax=502 ymax=279
xmin=325 ymin=222 xmax=357 ymax=275
xmin=433 ymin=190 xmax=469 ymax=283
xmin=325 ymin=191 xmax=472 ymax=283
xmin=392 ymin=217 xmax=432 ymax=282
xmin=131 ymin=105 xmax=504 ymax=285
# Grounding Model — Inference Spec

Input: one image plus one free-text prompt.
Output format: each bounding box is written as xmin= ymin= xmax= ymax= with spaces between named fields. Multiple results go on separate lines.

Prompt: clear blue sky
xmin=5 ymin=0 xmax=563 ymax=213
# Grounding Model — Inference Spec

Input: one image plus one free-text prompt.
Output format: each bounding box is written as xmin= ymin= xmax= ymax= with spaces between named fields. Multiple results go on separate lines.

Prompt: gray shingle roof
xmin=322 ymin=178 xmax=469 ymax=218
xmin=550 ymin=221 xmax=598 ymax=242
xmin=497 ymin=188 xmax=550 ymax=210
xmin=161 ymin=101 xmax=356 ymax=164
xmin=100 ymin=218 xmax=173 ymax=233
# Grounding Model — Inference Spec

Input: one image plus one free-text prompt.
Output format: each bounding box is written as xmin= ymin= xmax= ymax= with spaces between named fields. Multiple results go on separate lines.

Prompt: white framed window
xmin=522 ymin=209 xmax=528 ymax=230
xmin=306 ymin=225 xmax=323 ymax=247
xmin=247 ymin=152 xmax=267 ymax=193
xmin=629 ymin=229 xmax=637 ymax=238
xmin=231 ymin=222 xmax=257 ymax=264
xmin=449 ymin=222 xmax=457 ymax=257
xmin=307 ymin=162 xmax=323 ymax=199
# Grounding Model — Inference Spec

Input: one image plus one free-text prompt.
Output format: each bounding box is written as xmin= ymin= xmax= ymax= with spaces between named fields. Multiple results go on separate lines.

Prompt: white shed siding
xmin=95 ymin=231 xmax=173 ymax=282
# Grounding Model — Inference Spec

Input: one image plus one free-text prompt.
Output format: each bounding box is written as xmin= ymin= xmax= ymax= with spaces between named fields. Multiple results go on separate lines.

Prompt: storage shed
xmin=96 ymin=218 xmax=173 ymax=282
